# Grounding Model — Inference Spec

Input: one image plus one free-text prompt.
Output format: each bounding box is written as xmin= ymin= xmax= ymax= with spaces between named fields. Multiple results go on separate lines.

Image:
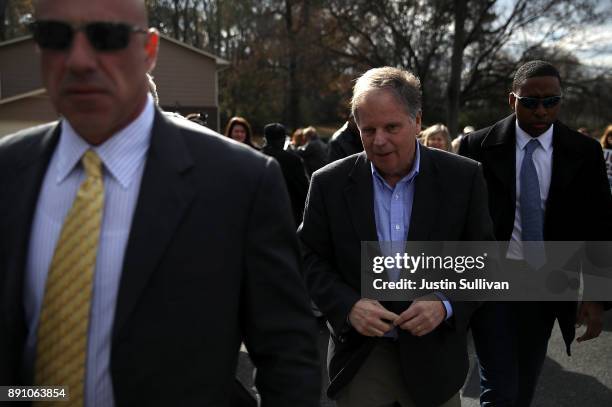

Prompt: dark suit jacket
xmin=459 ymin=114 xmax=612 ymax=352
xmin=327 ymin=122 xmax=363 ymax=163
xmin=261 ymin=145 xmax=309 ymax=225
xmin=298 ymin=146 xmax=495 ymax=407
xmin=0 ymin=109 xmax=321 ymax=406
xmin=298 ymin=138 xmax=328 ymax=177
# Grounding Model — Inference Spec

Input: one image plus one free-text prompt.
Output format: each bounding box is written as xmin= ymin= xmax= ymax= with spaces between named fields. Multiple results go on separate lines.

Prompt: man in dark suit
xmin=327 ymin=117 xmax=363 ymax=163
xmin=298 ymin=66 xmax=494 ymax=407
xmin=0 ymin=0 xmax=320 ymax=406
xmin=297 ymin=126 xmax=328 ymax=177
xmin=459 ymin=60 xmax=612 ymax=406
xmin=262 ymin=123 xmax=309 ymax=225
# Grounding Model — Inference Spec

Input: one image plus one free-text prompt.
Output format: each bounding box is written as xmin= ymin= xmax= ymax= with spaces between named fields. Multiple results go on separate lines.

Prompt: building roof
xmin=0 ymin=88 xmax=46 ymax=105
xmin=0 ymin=35 xmax=32 ymax=48
xmin=159 ymin=34 xmax=229 ymax=67
xmin=0 ymin=34 xmax=230 ymax=67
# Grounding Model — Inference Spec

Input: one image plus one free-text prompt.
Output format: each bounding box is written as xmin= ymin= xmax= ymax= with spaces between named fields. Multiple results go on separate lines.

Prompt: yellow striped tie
xmin=34 ymin=150 xmax=104 ymax=406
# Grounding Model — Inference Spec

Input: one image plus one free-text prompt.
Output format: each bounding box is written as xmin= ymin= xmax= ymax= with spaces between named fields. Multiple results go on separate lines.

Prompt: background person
xmin=289 ymin=127 xmax=305 ymax=151
xmin=600 ymin=124 xmax=612 ymax=150
xmin=224 ymin=116 xmax=258 ymax=149
xmin=262 ymin=123 xmax=310 ymax=225
xmin=297 ymin=126 xmax=328 ymax=176
xmin=327 ymin=116 xmax=363 ymax=162
xmin=421 ymin=123 xmax=451 ymax=151
xmin=451 ymin=125 xmax=474 ymax=153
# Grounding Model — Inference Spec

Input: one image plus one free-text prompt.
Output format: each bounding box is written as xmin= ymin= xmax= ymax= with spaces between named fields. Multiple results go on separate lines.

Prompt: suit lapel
xmin=1 ymin=124 xmax=59 ymax=377
xmin=481 ymin=115 xmax=516 ymax=202
xmin=113 ymin=110 xmax=197 ymax=339
xmin=2 ymin=124 xmax=60 ymax=321
xmin=345 ymin=147 xmax=441 ymax=242
xmin=407 ymin=146 xmax=439 ymax=241
xmin=344 ymin=153 xmax=378 ymax=242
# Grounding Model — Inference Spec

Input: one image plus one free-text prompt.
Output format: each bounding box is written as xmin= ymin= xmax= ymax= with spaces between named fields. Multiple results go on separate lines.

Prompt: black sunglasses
xmin=28 ymin=20 xmax=148 ymax=51
xmin=511 ymin=93 xmax=562 ymax=109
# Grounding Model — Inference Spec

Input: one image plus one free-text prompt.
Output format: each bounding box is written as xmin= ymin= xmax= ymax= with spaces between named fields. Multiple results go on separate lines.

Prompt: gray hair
xmin=351 ymin=66 xmax=422 ymax=120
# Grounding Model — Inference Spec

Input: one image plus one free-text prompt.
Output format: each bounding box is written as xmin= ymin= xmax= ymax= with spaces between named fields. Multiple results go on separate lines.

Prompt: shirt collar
xmin=515 ymin=119 xmax=553 ymax=152
xmin=371 ymin=140 xmax=421 ymax=189
xmin=55 ymin=94 xmax=155 ymax=188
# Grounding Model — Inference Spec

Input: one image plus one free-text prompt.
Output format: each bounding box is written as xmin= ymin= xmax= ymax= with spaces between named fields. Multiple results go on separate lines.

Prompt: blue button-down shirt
xmin=23 ymin=95 xmax=155 ymax=407
xmin=371 ymin=142 xmax=452 ymax=320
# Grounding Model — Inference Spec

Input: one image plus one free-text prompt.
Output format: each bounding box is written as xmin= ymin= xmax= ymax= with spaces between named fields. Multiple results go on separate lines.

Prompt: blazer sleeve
xmin=457 ymin=133 xmax=472 ymax=159
xmin=298 ymin=173 xmax=362 ymax=336
xmin=241 ymin=158 xmax=321 ymax=407
xmin=587 ymin=142 xmax=612 ymax=240
xmin=581 ymin=142 xmax=612 ymax=310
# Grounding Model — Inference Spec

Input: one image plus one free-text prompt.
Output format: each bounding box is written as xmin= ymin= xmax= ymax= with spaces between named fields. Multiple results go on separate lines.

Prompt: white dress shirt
xmin=506 ymin=120 xmax=553 ymax=260
xmin=23 ymin=95 xmax=155 ymax=407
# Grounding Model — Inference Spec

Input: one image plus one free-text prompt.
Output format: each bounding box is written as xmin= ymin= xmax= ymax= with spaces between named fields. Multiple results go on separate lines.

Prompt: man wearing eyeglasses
xmin=459 ymin=60 xmax=612 ymax=406
xmin=0 ymin=0 xmax=321 ymax=406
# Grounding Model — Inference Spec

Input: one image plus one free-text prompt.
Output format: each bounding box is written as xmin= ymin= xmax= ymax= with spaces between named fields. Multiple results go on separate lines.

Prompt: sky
xmin=499 ymin=0 xmax=612 ymax=69
xmin=550 ymin=0 xmax=612 ymax=68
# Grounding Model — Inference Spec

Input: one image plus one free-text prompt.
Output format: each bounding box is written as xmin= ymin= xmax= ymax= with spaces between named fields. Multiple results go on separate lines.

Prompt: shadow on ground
xmin=238 ymin=312 xmax=612 ymax=406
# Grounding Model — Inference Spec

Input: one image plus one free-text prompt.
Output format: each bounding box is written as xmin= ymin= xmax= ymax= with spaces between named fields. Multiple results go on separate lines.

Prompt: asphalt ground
xmin=461 ymin=309 xmax=612 ymax=407
xmin=237 ymin=310 xmax=612 ymax=406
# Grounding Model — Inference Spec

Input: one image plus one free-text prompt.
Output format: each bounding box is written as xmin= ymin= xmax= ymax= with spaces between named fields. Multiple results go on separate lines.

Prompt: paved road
xmin=238 ymin=310 xmax=612 ymax=406
xmin=462 ymin=310 xmax=612 ymax=407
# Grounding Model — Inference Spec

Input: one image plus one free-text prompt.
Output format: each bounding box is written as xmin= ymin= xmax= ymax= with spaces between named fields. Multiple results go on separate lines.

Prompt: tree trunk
xmin=182 ymin=0 xmax=190 ymax=43
xmin=0 ymin=0 xmax=9 ymax=41
xmin=172 ymin=0 xmax=180 ymax=39
xmin=447 ymin=0 xmax=467 ymax=138
xmin=214 ymin=1 xmax=222 ymax=54
xmin=285 ymin=0 xmax=300 ymax=129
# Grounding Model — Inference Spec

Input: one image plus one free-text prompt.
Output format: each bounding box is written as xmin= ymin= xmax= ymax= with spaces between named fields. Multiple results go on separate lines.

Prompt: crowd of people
xmin=1 ymin=1 xmax=611 ymax=407
xmin=212 ymin=113 xmax=612 ymax=232
xmin=215 ymin=114 xmax=611 ymax=176
xmin=164 ymin=61 xmax=612 ymax=407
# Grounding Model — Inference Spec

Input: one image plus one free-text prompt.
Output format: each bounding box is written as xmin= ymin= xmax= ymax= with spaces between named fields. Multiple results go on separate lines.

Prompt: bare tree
xmin=448 ymin=0 xmax=468 ymax=137
xmin=0 ymin=0 xmax=9 ymax=41
xmin=0 ymin=0 xmax=33 ymax=41
xmin=320 ymin=0 xmax=603 ymax=131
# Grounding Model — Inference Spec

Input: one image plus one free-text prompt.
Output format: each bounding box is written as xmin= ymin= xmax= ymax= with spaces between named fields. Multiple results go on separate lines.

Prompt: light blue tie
xmin=520 ymin=138 xmax=546 ymax=269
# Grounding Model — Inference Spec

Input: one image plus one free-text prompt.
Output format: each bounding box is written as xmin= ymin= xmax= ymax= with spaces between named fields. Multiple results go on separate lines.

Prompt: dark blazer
xmin=327 ymin=122 xmax=363 ymax=163
xmin=261 ymin=145 xmax=309 ymax=225
xmin=298 ymin=138 xmax=328 ymax=177
xmin=298 ymin=146 xmax=495 ymax=407
xmin=459 ymin=114 xmax=612 ymax=351
xmin=0 ymin=109 xmax=321 ymax=406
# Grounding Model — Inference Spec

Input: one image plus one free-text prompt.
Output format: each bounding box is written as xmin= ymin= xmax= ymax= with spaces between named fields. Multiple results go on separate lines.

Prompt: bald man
xmin=0 ymin=0 xmax=320 ymax=406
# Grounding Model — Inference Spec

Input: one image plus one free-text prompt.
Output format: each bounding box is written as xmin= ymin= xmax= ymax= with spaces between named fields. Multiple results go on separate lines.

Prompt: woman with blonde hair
xmin=421 ymin=123 xmax=451 ymax=151
xmin=600 ymin=124 xmax=612 ymax=150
